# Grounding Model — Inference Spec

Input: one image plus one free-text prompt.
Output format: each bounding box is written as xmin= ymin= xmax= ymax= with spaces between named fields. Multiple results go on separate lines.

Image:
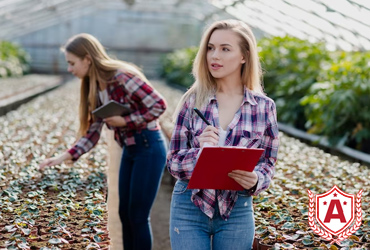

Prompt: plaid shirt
xmin=167 ymin=87 xmax=279 ymax=220
xmin=68 ymin=70 xmax=167 ymax=160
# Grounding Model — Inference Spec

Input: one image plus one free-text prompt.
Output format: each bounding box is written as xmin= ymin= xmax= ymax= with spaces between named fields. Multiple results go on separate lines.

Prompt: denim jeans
xmin=170 ymin=180 xmax=255 ymax=250
xmin=118 ymin=129 xmax=167 ymax=250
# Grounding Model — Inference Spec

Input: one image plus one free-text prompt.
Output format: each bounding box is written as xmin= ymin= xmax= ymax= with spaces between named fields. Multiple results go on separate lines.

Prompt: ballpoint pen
xmin=193 ymin=108 xmax=219 ymax=137
xmin=193 ymin=108 xmax=218 ymax=140
xmin=193 ymin=108 xmax=211 ymax=125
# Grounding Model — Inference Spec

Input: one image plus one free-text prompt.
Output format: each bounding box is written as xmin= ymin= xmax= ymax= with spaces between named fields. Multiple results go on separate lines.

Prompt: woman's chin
xmin=210 ymin=73 xmax=223 ymax=79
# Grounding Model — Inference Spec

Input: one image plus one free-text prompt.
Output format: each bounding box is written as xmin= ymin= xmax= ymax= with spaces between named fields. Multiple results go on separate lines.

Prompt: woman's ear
xmin=84 ymin=54 xmax=92 ymax=65
xmin=241 ymin=51 xmax=249 ymax=64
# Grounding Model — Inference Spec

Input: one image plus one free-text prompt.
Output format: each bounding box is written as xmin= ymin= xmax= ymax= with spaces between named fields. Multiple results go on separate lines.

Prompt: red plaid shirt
xmin=68 ymin=70 xmax=167 ymax=160
xmin=167 ymin=87 xmax=279 ymax=220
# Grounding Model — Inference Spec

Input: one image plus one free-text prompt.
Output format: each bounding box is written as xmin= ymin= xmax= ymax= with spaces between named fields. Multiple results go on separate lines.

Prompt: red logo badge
xmin=308 ymin=185 xmax=362 ymax=244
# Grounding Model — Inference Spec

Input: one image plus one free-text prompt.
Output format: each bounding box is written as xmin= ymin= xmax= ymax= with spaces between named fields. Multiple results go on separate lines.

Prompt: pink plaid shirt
xmin=167 ymin=87 xmax=279 ymax=220
xmin=68 ymin=70 xmax=167 ymax=160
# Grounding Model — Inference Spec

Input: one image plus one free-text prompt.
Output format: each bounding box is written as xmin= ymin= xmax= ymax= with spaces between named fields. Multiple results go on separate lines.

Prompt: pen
xmin=193 ymin=108 xmax=211 ymax=125
xmin=193 ymin=108 xmax=219 ymax=137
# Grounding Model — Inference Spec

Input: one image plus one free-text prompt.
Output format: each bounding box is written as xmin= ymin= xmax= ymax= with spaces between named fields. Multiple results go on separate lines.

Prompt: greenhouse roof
xmin=0 ymin=0 xmax=224 ymax=38
xmin=1 ymin=0 xmax=369 ymax=51
xmin=210 ymin=0 xmax=370 ymax=50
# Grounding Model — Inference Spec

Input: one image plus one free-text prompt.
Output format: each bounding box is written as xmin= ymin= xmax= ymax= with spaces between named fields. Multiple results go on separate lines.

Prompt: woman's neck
xmin=98 ymin=82 xmax=107 ymax=91
xmin=216 ymin=79 xmax=243 ymax=96
xmin=98 ymin=70 xmax=117 ymax=91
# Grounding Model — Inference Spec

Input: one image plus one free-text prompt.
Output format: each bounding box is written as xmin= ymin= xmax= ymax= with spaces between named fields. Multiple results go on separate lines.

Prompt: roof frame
xmin=210 ymin=0 xmax=370 ymax=50
xmin=1 ymin=0 xmax=370 ymax=50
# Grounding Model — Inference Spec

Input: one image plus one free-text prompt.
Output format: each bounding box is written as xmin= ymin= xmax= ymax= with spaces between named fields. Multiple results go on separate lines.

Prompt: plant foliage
xmin=0 ymin=41 xmax=31 ymax=78
xmin=159 ymin=46 xmax=198 ymax=88
xmin=258 ymin=36 xmax=330 ymax=130
xmin=301 ymin=52 xmax=370 ymax=152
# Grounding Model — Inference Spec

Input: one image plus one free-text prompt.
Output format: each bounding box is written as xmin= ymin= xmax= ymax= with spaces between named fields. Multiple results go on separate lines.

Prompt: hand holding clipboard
xmin=187 ymin=146 xmax=264 ymax=190
xmin=190 ymin=108 xmax=264 ymax=191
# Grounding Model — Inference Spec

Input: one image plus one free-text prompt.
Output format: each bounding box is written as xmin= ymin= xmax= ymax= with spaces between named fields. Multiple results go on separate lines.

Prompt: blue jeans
xmin=118 ymin=129 xmax=167 ymax=250
xmin=170 ymin=180 xmax=255 ymax=250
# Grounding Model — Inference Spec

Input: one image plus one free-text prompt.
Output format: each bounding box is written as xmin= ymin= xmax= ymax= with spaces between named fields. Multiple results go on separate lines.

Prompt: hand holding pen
xmin=194 ymin=108 xmax=219 ymax=148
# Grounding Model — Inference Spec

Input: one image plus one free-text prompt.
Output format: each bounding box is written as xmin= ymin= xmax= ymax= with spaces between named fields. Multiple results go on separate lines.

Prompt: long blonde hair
xmin=62 ymin=33 xmax=149 ymax=137
xmin=173 ymin=19 xmax=263 ymax=120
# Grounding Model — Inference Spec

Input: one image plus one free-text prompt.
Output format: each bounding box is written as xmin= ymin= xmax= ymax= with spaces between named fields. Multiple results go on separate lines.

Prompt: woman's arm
xmin=39 ymin=151 xmax=72 ymax=169
xmin=167 ymin=100 xmax=202 ymax=181
xmin=67 ymin=119 xmax=104 ymax=160
xmin=118 ymin=74 xmax=167 ymax=129
xmin=228 ymin=100 xmax=279 ymax=194
xmin=39 ymin=119 xmax=105 ymax=169
xmin=250 ymin=101 xmax=279 ymax=195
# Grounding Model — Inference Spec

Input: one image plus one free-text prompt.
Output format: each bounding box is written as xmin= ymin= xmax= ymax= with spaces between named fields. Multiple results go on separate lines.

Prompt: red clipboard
xmin=187 ymin=147 xmax=264 ymax=191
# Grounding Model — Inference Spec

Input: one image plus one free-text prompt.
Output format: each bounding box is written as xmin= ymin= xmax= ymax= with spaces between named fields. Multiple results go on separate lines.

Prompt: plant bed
xmin=253 ymin=133 xmax=370 ymax=248
xmin=0 ymin=80 xmax=110 ymax=249
xmin=2 ymin=77 xmax=370 ymax=249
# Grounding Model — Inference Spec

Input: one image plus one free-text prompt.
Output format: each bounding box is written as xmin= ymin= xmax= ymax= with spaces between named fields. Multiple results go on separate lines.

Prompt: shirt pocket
xmin=239 ymin=130 xmax=263 ymax=148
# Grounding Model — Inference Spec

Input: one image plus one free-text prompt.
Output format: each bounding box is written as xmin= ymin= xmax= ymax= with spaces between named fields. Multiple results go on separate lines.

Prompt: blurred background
xmin=1 ymin=0 xmax=370 ymax=77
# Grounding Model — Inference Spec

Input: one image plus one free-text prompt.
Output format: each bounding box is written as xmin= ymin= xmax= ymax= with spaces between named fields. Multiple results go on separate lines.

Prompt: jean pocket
xmin=173 ymin=180 xmax=188 ymax=194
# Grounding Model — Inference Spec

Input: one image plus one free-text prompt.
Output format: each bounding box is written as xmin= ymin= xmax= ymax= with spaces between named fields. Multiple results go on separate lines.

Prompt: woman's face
xmin=206 ymin=29 xmax=245 ymax=81
xmin=65 ymin=52 xmax=90 ymax=79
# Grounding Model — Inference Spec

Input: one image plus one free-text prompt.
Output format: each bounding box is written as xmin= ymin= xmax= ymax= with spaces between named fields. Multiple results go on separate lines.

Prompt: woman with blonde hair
xmin=167 ymin=19 xmax=279 ymax=249
xmin=40 ymin=33 xmax=167 ymax=250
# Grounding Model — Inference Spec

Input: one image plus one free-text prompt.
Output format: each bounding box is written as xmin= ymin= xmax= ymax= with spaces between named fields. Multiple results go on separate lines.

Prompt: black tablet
xmin=92 ymin=100 xmax=132 ymax=119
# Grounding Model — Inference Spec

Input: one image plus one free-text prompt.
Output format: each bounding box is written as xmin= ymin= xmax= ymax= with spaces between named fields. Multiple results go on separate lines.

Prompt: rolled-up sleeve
xmin=167 ymin=100 xmax=200 ymax=180
xmin=251 ymin=101 xmax=279 ymax=196
xmin=121 ymin=75 xmax=167 ymax=130
xmin=67 ymin=119 xmax=104 ymax=160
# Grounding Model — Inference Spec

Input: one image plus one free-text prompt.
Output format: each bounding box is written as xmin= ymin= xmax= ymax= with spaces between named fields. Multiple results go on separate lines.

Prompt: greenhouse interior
xmin=1 ymin=0 xmax=370 ymax=249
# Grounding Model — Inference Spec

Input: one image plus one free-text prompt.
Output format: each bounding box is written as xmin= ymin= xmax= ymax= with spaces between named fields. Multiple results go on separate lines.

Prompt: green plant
xmin=0 ymin=41 xmax=31 ymax=77
xmin=159 ymin=46 xmax=198 ymax=88
xmin=0 ymin=78 xmax=111 ymax=249
xmin=3 ymin=220 xmax=33 ymax=250
xmin=258 ymin=36 xmax=330 ymax=129
xmin=301 ymin=52 xmax=370 ymax=152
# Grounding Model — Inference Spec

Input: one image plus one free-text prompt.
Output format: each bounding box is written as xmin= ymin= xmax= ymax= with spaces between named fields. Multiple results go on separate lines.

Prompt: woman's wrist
xmin=61 ymin=152 xmax=73 ymax=161
xmin=103 ymin=116 xmax=127 ymax=127
xmin=246 ymin=181 xmax=258 ymax=193
xmin=121 ymin=116 xmax=127 ymax=127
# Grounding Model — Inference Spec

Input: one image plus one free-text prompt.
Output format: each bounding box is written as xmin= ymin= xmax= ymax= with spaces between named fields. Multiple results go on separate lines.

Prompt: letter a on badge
xmin=324 ymin=199 xmax=346 ymax=223
xmin=316 ymin=185 xmax=355 ymax=235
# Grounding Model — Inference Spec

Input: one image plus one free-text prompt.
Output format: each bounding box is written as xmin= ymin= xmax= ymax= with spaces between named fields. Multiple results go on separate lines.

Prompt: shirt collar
xmin=244 ymin=86 xmax=258 ymax=106
xmin=208 ymin=93 xmax=217 ymax=104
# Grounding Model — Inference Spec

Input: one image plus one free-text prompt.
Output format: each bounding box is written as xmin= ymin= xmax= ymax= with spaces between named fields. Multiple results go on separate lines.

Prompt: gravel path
xmin=106 ymin=79 xmax=184 ymax=250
